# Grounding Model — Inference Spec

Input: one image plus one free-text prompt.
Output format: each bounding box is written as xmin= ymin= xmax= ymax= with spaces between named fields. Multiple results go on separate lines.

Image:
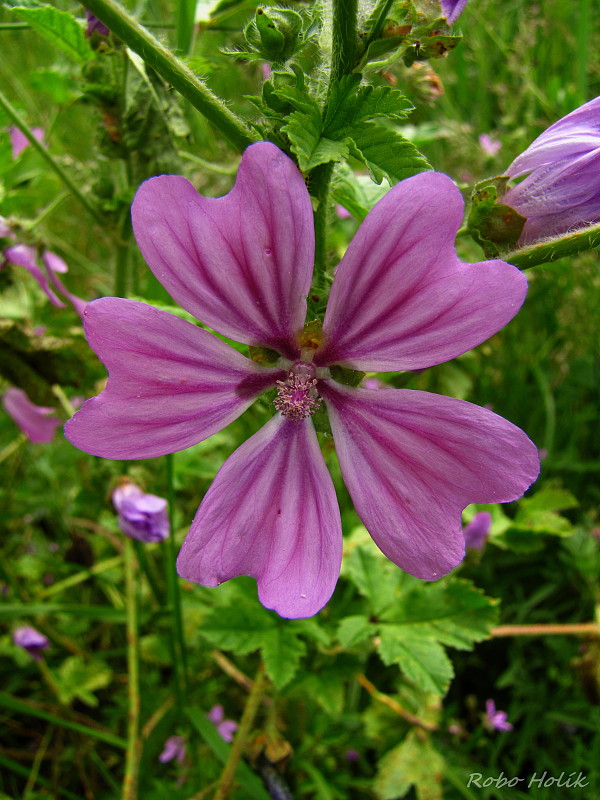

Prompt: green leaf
xmin=4 ymin=1 xmax=93 ymax=64
xmin=200 ymin=604 xmax=275 ymax=655
xmin=261 ymin=627 xmax=307 ymax=689
xmin=381 ymin=579 xmax=500 ymax=650
xmin=330 ymin=163 xmax=390 ymax=220
xmin=343 ymin=543 xmax=401 ymax=616
xmin=374 ymin=731 xmax=444 ymax=800
xmin=378 ymin=627 xmax=454 ymax=695
xmin=55 ymin=656 xmax=112 ymax=707
xmin=337 ymin=615 xmax=376 ymax=648
xmin=200 ymin=600 xmax=307 ymax=687
xmin=324 ymin=74 xmax=414 ymax=131
xmin=347 ymin=123 xmax=431 ymax=184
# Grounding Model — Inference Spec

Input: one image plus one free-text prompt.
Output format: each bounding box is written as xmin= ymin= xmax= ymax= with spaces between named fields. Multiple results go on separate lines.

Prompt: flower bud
xmin=244 ymin=7 xmax=303 ymax=63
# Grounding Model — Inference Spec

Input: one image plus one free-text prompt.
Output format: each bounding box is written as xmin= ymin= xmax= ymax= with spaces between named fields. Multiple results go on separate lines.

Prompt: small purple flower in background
xmin=85 ymin=10 xmax=110 ymax=37
xmin=345 ymin=749 xmax=360 ymax=762
xmin=112 ymin=481 xmax=169 ymax=543
xmin=441 ymin=0 xmax=469 ymax=25
xmin=8 ymin=126 xmax=45 ymax=159
xmin=485 ymin=699 xmax=513 ymax=732
xmin=158 ymin=735 xmax=186 ymax=763
xmin=13 ymin=626 xmax=49 ymax=661
xmin=207 ymin=705 xmax=238 ymax=742
xmin=65 ymin=142 xmax=539 ymax=619
xmin=3 ymin=388 xmax=61 ymax=443
xmin=463 ymin=511 xmax=492 ymax=551
xmin=479 ymin=133 xmax=501 ymax=157
xmin=0 ymin=222 xmax=86 ymax=318
xmin=502 ymin=95 xmax=600 ymax=245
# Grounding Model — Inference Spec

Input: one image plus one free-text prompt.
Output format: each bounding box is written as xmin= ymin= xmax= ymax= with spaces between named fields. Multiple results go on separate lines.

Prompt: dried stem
xmin=122 ymin=538 xmax=141 ymax=800
xmin=492 ymin=623 xmax=600 ymax=637
xmin=356 ymin=674 xmax=438 ymax=732
xmin=212 ymin=662 xmax=268 ymax=800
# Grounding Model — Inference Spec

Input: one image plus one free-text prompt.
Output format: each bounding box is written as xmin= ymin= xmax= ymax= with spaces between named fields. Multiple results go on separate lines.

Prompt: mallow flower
xmin=441 ymin=0 xmax=469 ymax=25
xmin=65 ymin=142 xmax=539 ymax=618
xmin=207 ymin=705 xmax=238 ymax=742
xmin=463 ymin=511 xmax=492 ymax=551
xmin=158 ymin=735 xmax=186 ymax=763
xmin=8 ymin=125 xmax=45 ymax=159
xmin=485 ymin=699 xmax=513 ymax=732
xmin=13 ymin=625 xmax=49 ymax=660
xmin=112 ymin=481 xmax=169 ymax=543
xmin=3 ymin=387 xmax=61 ymax=443
xmin=502 ymin=96 xmax=600 ymax=245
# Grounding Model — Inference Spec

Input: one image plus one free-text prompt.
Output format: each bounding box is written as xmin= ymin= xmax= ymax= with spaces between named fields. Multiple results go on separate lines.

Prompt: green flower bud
xmin=244 ymin=7 xmax=304 ymax=63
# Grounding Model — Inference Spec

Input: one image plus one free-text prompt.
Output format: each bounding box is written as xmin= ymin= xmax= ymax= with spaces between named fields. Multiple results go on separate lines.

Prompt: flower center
xmin=274 ymin=362 xmax=322 ymax=421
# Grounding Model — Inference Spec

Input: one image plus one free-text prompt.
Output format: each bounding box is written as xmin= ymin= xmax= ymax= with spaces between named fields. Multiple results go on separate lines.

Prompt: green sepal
xmin=467 ymin=177 xmax=526 ymax=257
xmin=329 ymin=364 xmax=366 ymax=387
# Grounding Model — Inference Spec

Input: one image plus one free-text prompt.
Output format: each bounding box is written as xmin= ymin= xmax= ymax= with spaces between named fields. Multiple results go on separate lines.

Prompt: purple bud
xmin=2 ymin=388 xmax=61 ymax=444
xmin=463 ymin=511 xmax=492 ymax=551
xmin=502 ymin=96 xmax=600 ymax=245
xmin=158 ymin=735 xmax=186 ymax=763
xmin=13 ymin=626 xmax=49 ymax=661
xmin=112 ymin=481 xmax=169 ymax=543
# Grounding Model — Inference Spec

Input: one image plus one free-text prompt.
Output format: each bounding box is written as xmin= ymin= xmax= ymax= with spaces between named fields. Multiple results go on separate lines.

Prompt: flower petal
xmin=315 ymin=172 xmax=528 ymax=372
xmin=131 ymin=142 xmax=314 ymax=359
xmin=3 ymin=387 xmax=60 ymax=444
xmin=64 ymin=298 xmax=281 ymax=460
xmin=321 ymin=382 xmax=539 ymax=580
xmin=177 ymin=415 xmax=342 ymax=619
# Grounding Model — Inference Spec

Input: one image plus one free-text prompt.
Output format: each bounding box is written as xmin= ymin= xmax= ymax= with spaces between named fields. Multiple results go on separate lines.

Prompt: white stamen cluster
xmin=274 ymin=367 xmax=322 ymax=421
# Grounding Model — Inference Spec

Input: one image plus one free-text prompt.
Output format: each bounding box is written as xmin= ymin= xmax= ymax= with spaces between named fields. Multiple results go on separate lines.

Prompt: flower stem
xmin=84 ymin=0 xmax=259 ymax=153
xmin=122 ymin=538 xmax=141 ymax=800
xmin=329 ymin=0 xmax=360 ymax=85
xmin=0 ymin=89 xmax=104 ymax=225
xmin=356 ymin=674 xmax=438 ymax=731
xmin=165 ymin=453 xmax=188 ymax=714
xmin=212 ymin=662 xmax=268 ymax=800
xmin=504 ymin=221 xmax=600 ymax=269
xmin=309 ymin=0 xmax=360 ymax=290
xmin=492 ymin=623 xmax=600 ymax=637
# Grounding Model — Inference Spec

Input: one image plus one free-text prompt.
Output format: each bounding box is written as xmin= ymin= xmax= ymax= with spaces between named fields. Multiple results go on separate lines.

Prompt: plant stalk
xmin=212 ymin=663 xmax=268 ymax=800
xmin=122 ymin=538 xmax=141 ymax=800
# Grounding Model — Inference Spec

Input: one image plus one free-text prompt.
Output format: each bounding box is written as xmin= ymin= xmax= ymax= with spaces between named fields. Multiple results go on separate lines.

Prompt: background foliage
xmin=0 ymin=0 xmax=599 ymax=798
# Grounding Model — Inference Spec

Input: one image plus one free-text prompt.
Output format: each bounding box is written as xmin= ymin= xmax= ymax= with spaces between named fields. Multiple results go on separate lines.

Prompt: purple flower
xmin=8 ymin=126 xmax=45 ymax=159
xmin=441 ymin=0 xmax=469 ymax=25
xmin=112 ymin=481 xmax=169 ymax=543
xmin=207 ymin=705 xmax=238 ymax=742
xmin=13 ymin=626 xmax=49 ymax=661
xmin=463 ymin=511 xmax=492 ymax=551
xmin=65 ymin=142 xmax=539 ymax=619
xmin=485 ymin=699 xmax=513 ymax=732
xmin=479 ymin=133 xmax=501 ymax=157
xmin=502 ymin=96 xmax=600 ymax=245
xmin=3 ymin=388 xmax=61 ymax=443
xmin=0 ymin=230 xmax=86 ymax=317
xmin=85 ymin=10 xmax=110 ymax=37
xmin=158 ymin=735 xmax=186 ymax=763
